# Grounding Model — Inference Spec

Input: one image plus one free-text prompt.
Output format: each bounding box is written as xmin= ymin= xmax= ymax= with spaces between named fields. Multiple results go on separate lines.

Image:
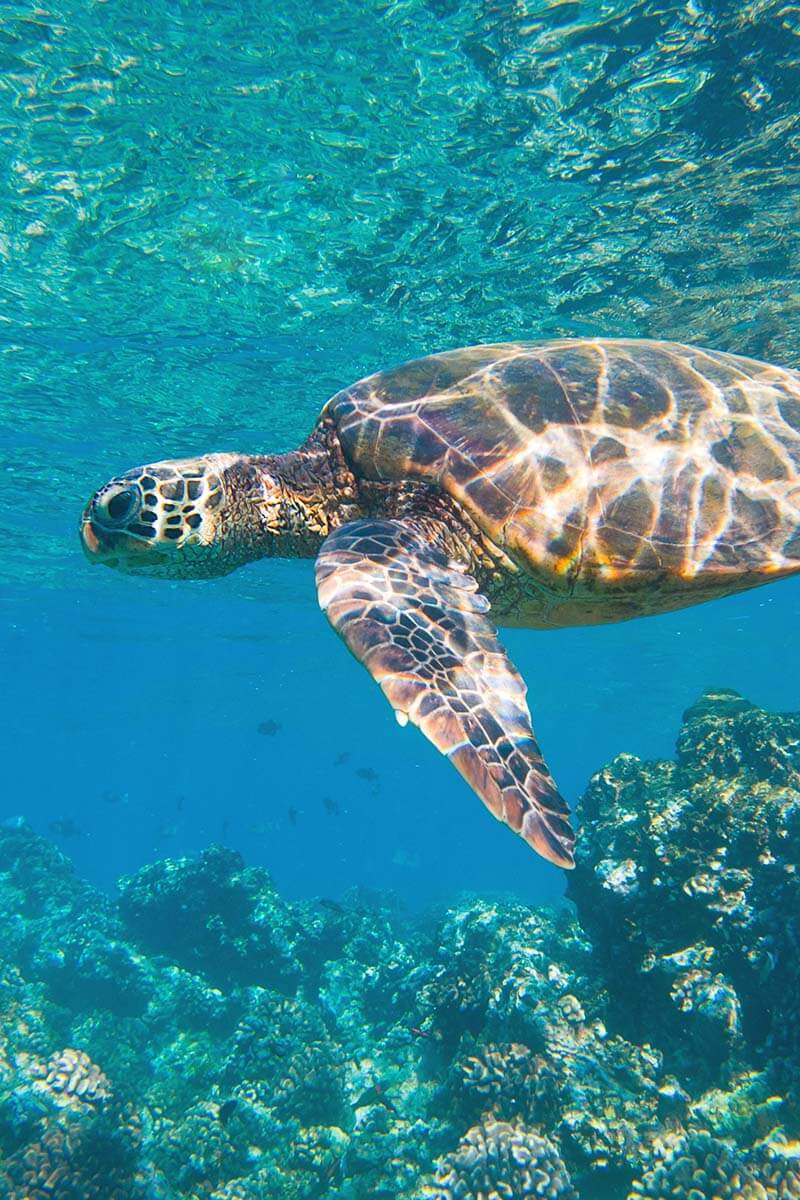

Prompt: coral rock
xmin=118 ymin=846 xmax=301 ymax=992
xmin=29 ymin=1048 xmax=113 ymax=1112
xmin=569 ymin=690 xmax=800 ymax=1086
xmin=428 ymin=1116 xmax=578 ymax=1199
xmin=629 ymin=1126 xmax=800 ymax=1199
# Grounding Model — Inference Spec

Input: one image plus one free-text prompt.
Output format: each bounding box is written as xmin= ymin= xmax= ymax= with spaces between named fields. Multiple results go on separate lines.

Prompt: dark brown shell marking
xmin=327 ymin=339 xmax=800 ymax=600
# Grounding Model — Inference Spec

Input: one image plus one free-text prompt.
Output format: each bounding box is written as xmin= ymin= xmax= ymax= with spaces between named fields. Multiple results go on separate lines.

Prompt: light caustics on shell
xmin=332 ymin=339 xmax=800 ymax=603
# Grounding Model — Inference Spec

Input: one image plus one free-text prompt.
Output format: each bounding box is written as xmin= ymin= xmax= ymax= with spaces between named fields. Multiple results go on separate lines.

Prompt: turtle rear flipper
xmin=315 ymin=518 xmax=575 ymax=869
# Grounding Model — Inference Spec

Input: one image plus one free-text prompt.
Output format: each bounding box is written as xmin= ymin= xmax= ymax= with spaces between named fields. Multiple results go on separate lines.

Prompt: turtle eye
xmin=101 ymin=487 xmax=139 ymax=524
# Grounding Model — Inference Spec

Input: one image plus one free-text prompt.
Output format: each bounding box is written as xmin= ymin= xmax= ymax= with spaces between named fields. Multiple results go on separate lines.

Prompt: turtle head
xmin=80 ymin=453 xmax=279 ymax=579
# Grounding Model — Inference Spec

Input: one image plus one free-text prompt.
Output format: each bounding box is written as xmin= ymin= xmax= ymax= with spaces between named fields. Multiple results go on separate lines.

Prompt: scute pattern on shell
xmin=329 ymin=339 xmax=800 ymax=624
xmin=427 ymin=1116 xmax=578 ymax=1200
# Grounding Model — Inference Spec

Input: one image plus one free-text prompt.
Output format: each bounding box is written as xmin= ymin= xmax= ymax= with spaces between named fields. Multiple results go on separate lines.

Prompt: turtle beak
xmin=80 ymin=509 xmax=123 ymax=567
xmin=81 ymin=515 xmax=101 ymax=557
xmin=81 ymin=501 xmax=109 ymax=564
xmin=80 ymin=515 xmax=169 ymax=572
xmin=80 ymin=492 xmax=159 ymax=570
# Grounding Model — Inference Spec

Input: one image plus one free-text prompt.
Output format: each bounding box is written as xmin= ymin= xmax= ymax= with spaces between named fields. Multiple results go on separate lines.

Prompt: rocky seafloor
xmin=2 ymin=689 xmax=800 ymax=1199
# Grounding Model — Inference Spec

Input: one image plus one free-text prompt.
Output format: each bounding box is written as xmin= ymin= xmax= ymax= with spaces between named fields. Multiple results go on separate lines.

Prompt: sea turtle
xmin=80 ymin=339 xmax=800 ymax=869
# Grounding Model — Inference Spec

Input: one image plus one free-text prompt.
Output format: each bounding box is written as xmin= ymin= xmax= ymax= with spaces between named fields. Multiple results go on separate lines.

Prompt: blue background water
xmin=2 ymin=0 xmax=800 ymax=908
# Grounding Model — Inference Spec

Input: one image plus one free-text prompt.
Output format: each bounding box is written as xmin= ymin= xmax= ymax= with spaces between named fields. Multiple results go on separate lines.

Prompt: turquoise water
xmin=3 ymin=3 xmax=800 ymax=1198
xmin=3 ymin=0 xmax=800 ymax=905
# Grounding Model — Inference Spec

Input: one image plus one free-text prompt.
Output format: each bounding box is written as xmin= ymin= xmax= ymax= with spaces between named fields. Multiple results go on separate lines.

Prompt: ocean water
xmin=4 ymin=0 xmax=800 ymax=907
xmin=2 ymin=2 xmax=800 ymax=1197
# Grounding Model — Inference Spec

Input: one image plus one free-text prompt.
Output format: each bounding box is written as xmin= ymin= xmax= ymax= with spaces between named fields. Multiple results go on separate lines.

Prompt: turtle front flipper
xmin=315 ymin=519 xmax=575 ymax=869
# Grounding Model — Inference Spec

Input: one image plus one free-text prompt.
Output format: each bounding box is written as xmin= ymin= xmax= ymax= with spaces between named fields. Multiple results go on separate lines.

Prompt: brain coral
xmin=628 ymin=1127 xmax=800 ymax=1199
xmin=456 ymin=1042 xmax=543 ymax=1122
xmin=0 ymin=1047 xmax=142 ymax=1200
xmin=427 ymin=1115 xmax=578 ymax=1199
xmin=29 ymin=1047 xmax=113 ymax=1112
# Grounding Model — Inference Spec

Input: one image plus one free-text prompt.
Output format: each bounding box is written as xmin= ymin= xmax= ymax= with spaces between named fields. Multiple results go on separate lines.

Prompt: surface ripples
xmin=2 ymin=0 xmax=800 ymax=587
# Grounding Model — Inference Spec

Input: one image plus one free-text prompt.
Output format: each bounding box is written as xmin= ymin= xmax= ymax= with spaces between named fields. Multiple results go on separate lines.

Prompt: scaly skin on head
xmin=81 ymin=418 xmax=493 ymax=582
xmin=81 ymin=452 xmax=242 ymax=578
xmin=80 ymin=423 xmax=375 ymax=578
xmin=81 ymin=453 xmax=319 ymax=579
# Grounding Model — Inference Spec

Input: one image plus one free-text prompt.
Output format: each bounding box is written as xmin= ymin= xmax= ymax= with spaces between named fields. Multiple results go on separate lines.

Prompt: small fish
xmin=287 ymin=806 xmax=298 ymax=826
xmin=322 ymin=796 xmax=340 ymax=816
xmin=320 ymin=897 xmax=345 ymax=915
xmin=222 ymin=818 xmax=231 ymax=840
xmin=409 ymin=1025 xmax=435 ymax=1041
xmin=334 ymin=752 xmax=350 ymax=766
xmin=304 ymin=1156 xmax=344 ymax=1198
xmin=48 ymin=818 xmax=82 ymax=839
xmin=355 ymin=766 xmax=379 ymax=784
xmin=352 ymin=1082 xmax=398 ymax=1115
xmin=218 ymin=1099 xmax=238 ymax=1125
xmin=319 ymin=1158 xmax=341 ymax=1186
xmin=257 ymin=719 xmax=281 ymax=737
xmin=176 ymin=795 xmax=185 ymax=813
xmin=102 ymin=789 xmax=122 ymax=805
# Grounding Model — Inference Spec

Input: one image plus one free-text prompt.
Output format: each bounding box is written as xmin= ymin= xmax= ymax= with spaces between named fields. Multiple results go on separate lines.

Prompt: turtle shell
xmin=327 ymin=339 xmax=800 ymax=586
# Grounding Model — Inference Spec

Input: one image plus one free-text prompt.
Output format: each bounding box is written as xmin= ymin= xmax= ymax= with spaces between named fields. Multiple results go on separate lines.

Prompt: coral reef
xmin=117 ymin=845 xmax=301 ymax=992
xmin=427 ymin=1116 xmax=578 ymax=1199
xmin=568 ymin=689 xmax=800 ymax=1090
xmin=0 ymin=688 xmax=798 ymax=1197
xmin=0 ymin=1042 xmax=143 ymax=1200
xmin=628 ymin=1126 xmax=800 ymax=1199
